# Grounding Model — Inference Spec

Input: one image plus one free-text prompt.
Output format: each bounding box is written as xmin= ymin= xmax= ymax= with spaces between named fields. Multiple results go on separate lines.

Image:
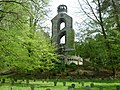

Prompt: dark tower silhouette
xmin=51 ymin=5 xmax=75 ymax=54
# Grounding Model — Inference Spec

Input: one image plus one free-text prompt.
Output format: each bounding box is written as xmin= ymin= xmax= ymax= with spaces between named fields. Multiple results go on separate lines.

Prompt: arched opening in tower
xmin=60 ymin=35 xmax=65 ymax=44
xmin=57 ymin=31 xmax=66 ymax=50
xmin=60 ymin=22 xmax=65 ymax=30
xmin=57 ymin=18 xmax=66 ymax=31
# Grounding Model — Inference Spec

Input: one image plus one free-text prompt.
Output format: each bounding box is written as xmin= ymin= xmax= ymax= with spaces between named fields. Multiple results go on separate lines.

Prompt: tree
xmin=77 ymin=0 xmax=120 ymax=77
xmin=101 ymin=0 xmax=120 ymax=31
xmin=0 ymin=0 xmax=57 ymax=76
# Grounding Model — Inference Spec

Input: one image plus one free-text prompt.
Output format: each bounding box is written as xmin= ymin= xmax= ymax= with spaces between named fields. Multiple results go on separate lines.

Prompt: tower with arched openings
xmin=51 ymin=5 xmax=75 ymax=54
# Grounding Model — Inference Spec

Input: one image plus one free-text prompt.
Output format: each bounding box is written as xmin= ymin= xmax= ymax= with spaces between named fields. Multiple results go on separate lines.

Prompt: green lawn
xmin=0 ymin=79 xmax=120 ymax=90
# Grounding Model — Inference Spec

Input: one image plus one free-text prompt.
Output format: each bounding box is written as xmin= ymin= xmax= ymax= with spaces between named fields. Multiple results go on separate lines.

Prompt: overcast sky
xmin=46 ymin=0 xmax=83 ymax=42
xmin=48 ymin=0 xmax=93 ymax=28
xmin=47 ymin=0 xmax=93 ymax=42
xmin=49 ymin=0 xmax=79 ymax=17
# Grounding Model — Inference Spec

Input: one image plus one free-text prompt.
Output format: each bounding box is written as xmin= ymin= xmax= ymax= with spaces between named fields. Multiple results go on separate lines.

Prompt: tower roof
xmin=57 ymin=5 xmax=67 ymax=13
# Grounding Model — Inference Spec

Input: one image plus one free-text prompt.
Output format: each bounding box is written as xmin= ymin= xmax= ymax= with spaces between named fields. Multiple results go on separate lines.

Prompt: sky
xmin=47 ymin=0 xmax=93 ymax=29
xmin=47 ymin=0 xmax=81 ymax=37
xmin=49 ymin=0 xmax=79 ymax=18
xmin=47 ymin=0 xmax=93 ymax=42
xmin=48 ymin=0 xmax=82 ymax=29
xmin=47 ymin=0 xmax=86 ymax=42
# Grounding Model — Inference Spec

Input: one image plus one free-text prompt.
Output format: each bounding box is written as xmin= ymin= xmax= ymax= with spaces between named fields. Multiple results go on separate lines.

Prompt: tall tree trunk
xmin=97 ymin=0 xmax=116 ymax=78
xmin=112 ymin=66 xmax=116 ymax=78
xmin=97 ymin=0 xmax=107 ymax=39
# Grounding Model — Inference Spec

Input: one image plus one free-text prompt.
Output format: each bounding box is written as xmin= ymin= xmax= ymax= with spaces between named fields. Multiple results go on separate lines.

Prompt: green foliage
xmin=0 ymin=0 xmax=57 ymax=74
xmin=76 ymin=0 xmax=120 ymax=76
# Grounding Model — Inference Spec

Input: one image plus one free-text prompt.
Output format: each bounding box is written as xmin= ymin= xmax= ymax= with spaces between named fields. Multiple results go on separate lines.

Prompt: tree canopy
xmin=0 ymin=0 xmax=57 ymax=74
xmin=76 ymin=0 xmax=120 ymax=77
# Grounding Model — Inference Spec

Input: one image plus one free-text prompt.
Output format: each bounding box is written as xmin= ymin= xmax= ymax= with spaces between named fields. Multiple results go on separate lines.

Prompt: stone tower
xmin=51 ymin=5 xmax=74 ymax=54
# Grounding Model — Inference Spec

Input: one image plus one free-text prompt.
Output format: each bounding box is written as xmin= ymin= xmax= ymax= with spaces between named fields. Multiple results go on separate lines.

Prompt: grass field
xmin=0 ymin=79 xmax=120 ymax=90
